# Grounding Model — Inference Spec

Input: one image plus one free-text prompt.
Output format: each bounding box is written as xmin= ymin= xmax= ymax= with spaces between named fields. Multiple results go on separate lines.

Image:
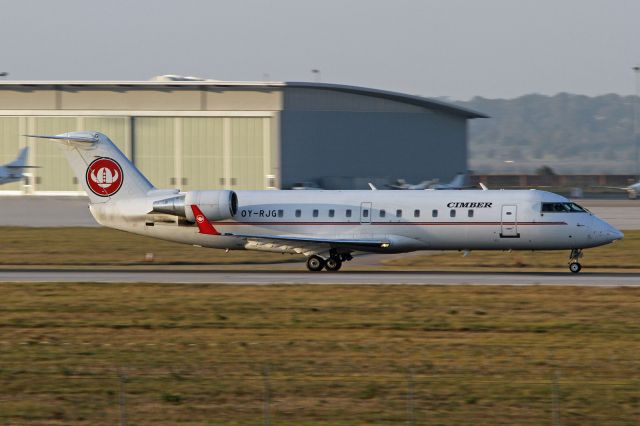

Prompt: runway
xmin=0 ymin=269 xmax=639 ymax=286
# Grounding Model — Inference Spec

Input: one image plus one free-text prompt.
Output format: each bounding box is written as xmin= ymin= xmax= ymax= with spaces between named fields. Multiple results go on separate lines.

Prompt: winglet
xmin=190 ymin=205 xmax=220 ymax=235
xmin=368 ymin=182 xmax=377 ymax=190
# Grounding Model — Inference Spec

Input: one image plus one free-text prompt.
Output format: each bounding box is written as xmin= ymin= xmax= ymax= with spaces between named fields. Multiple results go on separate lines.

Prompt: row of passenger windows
xmin=270 ymin=209 xmax=475 ymax=218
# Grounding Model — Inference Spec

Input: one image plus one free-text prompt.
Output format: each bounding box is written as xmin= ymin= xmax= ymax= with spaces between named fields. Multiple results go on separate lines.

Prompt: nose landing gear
xmin=569 ymin=249 xmax=583 ymax=273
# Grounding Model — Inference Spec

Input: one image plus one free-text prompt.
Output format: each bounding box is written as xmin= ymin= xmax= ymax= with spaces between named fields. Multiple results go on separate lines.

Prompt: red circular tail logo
xmin=86 ymin=158 xmax=123 ymax=197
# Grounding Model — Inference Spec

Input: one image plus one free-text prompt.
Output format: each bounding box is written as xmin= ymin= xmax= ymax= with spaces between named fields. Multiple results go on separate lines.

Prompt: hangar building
xmin=0 ymin=79 xmax=486 ymax=194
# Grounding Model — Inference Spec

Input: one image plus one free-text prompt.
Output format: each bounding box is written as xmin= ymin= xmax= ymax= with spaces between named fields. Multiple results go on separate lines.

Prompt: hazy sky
xmin=1 ymin=0 xmax=639 ymax=100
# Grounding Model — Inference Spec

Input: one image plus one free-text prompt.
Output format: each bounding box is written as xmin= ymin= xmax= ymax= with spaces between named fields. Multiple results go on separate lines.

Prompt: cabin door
xmin=500 ymin=205 xmax=519 ymax=238
xmin=360 ymin=202 xmax=372 ymax=224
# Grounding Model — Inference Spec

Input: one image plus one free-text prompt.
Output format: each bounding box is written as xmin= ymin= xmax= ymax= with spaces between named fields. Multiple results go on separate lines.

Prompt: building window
xmin=295 ymin=209 xmax=301 ymax=218
xmin=414 ymin=209 xmax=420 ymax=218
xmin=313 ymin=209 xmax=319 ymax=218
xmin=468 ymin=209 xmax=474 ymax=218
xmin=380 ymin=209 xmax=386 ymax=218
xmin=346 ymin=209 xmax=352 ymax=218
xmin=432 ymin=209 xmax=438 ymax=218
xmin=278 ymin=209 xmax=284 ymax=218
xmin=396 ymin=209 xmax=402 ymax=218
xmin=450 ymin=209 xmax=456 ymax=218
xmin=329 ymin=209 xmax=335 ymax=218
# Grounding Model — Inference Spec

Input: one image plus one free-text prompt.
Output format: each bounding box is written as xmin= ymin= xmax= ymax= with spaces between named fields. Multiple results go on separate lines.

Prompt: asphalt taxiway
xmin=0 ymin=270 xmax=639 ymax=286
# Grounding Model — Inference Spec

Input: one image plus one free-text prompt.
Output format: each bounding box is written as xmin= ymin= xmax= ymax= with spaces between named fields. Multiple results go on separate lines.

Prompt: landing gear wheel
xmin=325 ymin=257 xmax=342 ymax=272
xmin=568 ymin=249 xmax=583 ymax=273
xmin=306 ymin=255 xmax=325 ymax=272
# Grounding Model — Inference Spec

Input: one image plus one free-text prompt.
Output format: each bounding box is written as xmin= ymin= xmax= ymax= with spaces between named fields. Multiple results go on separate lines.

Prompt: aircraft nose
xmin=602 ymin=221 xmax=624 ymax=242
xmin=610 ymin=227 xmax=624 ymax=241
xmin=593 ymin=218 xmax=623 ymax=243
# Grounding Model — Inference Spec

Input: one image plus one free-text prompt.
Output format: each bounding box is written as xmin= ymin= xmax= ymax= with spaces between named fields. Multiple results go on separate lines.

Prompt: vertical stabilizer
xmin=7 ymin=147 xmax=29 ymax=169
xmin=26 ymin=132 xmax=154 ymax=204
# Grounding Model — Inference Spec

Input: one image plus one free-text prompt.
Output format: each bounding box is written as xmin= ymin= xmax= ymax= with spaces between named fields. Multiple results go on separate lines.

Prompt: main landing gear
xmin=306 ymin=251 xmax=352 ymax=272
xmin=569 ymin=249 xmax=583 ymax=273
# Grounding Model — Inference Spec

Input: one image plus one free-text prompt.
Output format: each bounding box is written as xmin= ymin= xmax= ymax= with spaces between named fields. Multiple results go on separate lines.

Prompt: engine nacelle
xmin=151 ymin=190 xmax=238 ymax=222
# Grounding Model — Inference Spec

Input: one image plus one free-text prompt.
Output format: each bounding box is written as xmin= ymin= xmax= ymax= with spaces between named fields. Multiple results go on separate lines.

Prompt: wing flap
xmin=229 ymin=232 xmax=391 ymax=249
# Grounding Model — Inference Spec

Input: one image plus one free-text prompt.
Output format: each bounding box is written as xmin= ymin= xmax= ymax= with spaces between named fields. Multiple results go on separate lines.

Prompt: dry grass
xmin=0 ymin=227 xmax=638 ymax=272
xmin=1 ymin=283 xmax=640 ymax=424
xmin=0 ymin=227 xmax=295 ymax=267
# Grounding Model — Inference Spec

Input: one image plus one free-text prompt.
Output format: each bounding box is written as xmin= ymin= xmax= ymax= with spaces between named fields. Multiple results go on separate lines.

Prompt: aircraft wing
xmin=228 ymin=232 xmax=391 ymax=249
xmin=592 ymin=185 xmax=630 ymax=191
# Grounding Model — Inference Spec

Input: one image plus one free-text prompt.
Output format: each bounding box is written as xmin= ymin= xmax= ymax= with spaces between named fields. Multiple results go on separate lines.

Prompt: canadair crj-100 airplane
xmin=28 ymin=132 xmax=623 ymax=273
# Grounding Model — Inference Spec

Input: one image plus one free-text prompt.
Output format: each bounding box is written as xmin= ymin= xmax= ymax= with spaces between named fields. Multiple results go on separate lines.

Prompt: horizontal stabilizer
xmin=25 ymin=133 xmax=98 ymax=144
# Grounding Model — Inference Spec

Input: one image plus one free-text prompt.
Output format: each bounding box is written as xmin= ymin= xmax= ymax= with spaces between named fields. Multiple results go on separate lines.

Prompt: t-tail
xmin=6 ymin=147 xmax=29 ymax=169
xmin=26 ymin=131 xmax=155 ymax=204
xmin=448 ymin=173 xmax=466 ymax=189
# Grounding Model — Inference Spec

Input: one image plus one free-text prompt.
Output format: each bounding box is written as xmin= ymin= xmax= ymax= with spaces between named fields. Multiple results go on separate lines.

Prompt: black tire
xmin=325 ymin=257 xmax=342 ymax=272
xmin=306 ymin=255 xmax=325 ymax=272
xmin=569 ymin=262 xmax=582 ymax=273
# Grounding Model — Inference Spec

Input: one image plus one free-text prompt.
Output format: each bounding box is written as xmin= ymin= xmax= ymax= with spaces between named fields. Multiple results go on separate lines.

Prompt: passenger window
xmin=432 ymin=209 xmax=438 ymax=218
xmin=468 ymin=209 xmax=474 ymax=218
xmin=414 ymin=209 xmax=420 ymax=218
xmin=380 ymin=209 xmax=386 ymax=218
xmin=346 ymin=209 xmax=352 ymax=218
xmin=396 ymin=209 xmax=402 ymax=218
xmin=313 ymin=209 xmax=319 ymax=218
xmin=450 ymin=209 xmax=456 ymax=218
xmin=328 ymin=209 xmax=335 ymax=218
xmin=295 ymin=209 xmax=301 ymax=218
xmin=278 ymin=209 xmax=284 ymax=218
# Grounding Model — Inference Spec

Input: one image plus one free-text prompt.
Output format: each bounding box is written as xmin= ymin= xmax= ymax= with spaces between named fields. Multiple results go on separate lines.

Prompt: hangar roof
xmin=0 ymin=80 xmax=487 ymax=119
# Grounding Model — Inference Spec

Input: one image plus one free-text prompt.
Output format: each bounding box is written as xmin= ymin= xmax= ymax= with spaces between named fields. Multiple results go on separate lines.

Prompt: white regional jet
xmin=27 ymin=132 xmax=623 ymax=273
xmin=0 ymin=147 xmax=31 ymax=185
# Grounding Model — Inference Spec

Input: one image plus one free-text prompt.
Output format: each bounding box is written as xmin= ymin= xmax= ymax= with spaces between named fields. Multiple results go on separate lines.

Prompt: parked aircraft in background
xmin=291 ymin=181 xmax=322 ymax=190
xmin=595 ymin=180 xmax=640 ymax=199
xmin=0 ymin=147 xmax=33 ymax=185
xmin=387 ymin=173 xmax=468 ymax=190
xmin=28 ymin=132 xmax=623 ymax=273
xmin=387 ymin=178 xmax=436 ymax=190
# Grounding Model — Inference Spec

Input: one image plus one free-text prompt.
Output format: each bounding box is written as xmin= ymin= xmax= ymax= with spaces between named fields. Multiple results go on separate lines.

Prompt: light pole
xmin=633 ymin=66 xmax=640 ymax=179
xmin=311 ymin=69 xmax=321 ymax=82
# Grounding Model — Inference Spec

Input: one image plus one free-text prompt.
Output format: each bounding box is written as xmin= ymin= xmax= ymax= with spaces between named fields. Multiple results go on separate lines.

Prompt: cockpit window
xmin=541 ymin=202 xmax=587 ymax=213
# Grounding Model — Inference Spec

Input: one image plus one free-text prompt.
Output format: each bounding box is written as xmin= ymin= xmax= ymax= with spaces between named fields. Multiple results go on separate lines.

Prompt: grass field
xmin=1 ymin=283 xmax=640 ymax=425
xmin=0 ymin=227 xmax=637 ymax=272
